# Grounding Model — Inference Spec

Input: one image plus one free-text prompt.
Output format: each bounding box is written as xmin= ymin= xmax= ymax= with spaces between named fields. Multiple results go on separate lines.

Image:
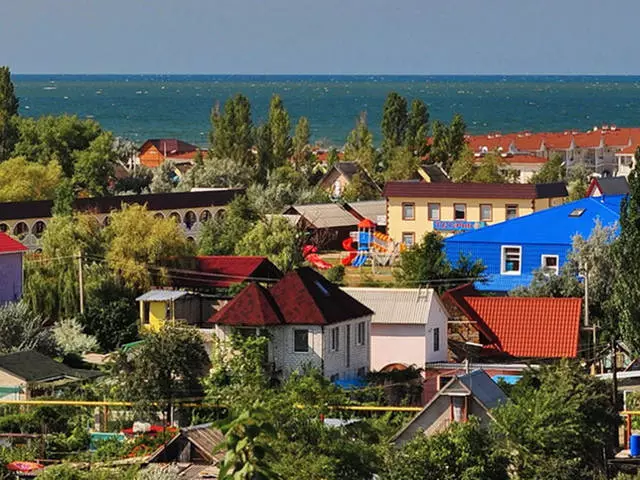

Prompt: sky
xmin=2 ymin=0 xmax=640 ymax=75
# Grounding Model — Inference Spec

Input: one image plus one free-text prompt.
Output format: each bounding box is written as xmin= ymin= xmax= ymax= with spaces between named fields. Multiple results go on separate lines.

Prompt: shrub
xmin=325 ymin=265 xmax=345 ymax=284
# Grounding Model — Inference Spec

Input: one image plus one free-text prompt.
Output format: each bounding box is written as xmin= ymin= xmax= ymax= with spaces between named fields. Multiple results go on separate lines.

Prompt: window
xmin=331 ymin=327 xmax=340 ymax=351
xmin=569 ymin=208 xmax=586 ymax=217
xmin=356 ymin=321 xmax=366 ymax=346
xmin=501 ymin=246 xmax=522 ymax=275
xmin=402 ymin=232 xmax=415 ymax=247
xmin=32 ymin=221 xmax=46 ymax=239
xmin=13 ymin=222 xmax=28 ymax=240
xmin=480 ymin=204 xmax=492 ymax=222
xmin=428 ymin=203 xmax=440 ymax=221
xmin=433 ymin=327 xmax=440 ymax=352
xmin=294 ymin=329 xmax=309 ymax=353
xmin=541 ymin=255 xmax=559 ymax=275
xmin=505 ymin=204 xmax=519 ymax=220
xmin=437 ymin=376 xmax=453 ymax=390
xmin=200 ymin=210 xmax=212 ymax=222
xmin=402 ymin=202 xmax=415 ymax=220
xmin=357 ymin=367 xmax=366 ymax=377
xmin=184 ymin=211 xmax=197 ymax=230
xmin=454 ymin=203 xmax=466 ymax=220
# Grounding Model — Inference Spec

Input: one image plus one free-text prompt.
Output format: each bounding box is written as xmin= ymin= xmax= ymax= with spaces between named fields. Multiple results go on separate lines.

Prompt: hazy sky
xmin=2 ymin=0 xmax=639 ymax=75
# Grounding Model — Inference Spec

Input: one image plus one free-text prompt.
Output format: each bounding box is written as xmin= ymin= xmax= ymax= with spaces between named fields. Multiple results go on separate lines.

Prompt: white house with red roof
xmin=208 ymin=267 xmax=373 ymax=381
xmin=0 ymin=233 xmax=27 ymax=303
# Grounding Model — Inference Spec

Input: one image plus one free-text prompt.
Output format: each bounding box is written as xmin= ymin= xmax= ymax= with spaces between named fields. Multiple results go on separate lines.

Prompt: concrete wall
xmin=0 ymin=253 xmax=23 ymax=303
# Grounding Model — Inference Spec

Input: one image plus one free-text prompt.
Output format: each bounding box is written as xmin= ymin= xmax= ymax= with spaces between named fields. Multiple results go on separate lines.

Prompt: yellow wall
xmin=387 ymin=195 xmax=564 ymax=244
xmin=140 ymin=300 xmax=173 ymax=331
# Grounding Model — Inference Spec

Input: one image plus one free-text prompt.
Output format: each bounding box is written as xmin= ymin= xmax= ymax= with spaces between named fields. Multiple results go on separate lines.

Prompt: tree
xmin=611 ymin=166 xmax=640 ymax=352
xmin=111 ymin=323 xmax=209 ymax=418
xmin=292 ymin=117 xmax=311 ymax=172
xmin=448 ymin=113 xmax=467 ymax=165
xmin=381 ymin=419 xmax=508 ymax=480
xmin=150 ymin=160 xmax=177 ymax=193
xmin=530 ymin=153 xmax=565 ymax=183
xmin=381 ymin=92 xmax=408 ymax=151
xmin=267 ymin=94 xmax=292 ymax=166
xmin=0 ymin=157 xmax=62 ymax=201
xmin=52 ymin=179 xmax=76 ymax=216
xmin=104 ymin=204 xmax=193 ymax=290
xmin=383 ymin=147 xmax=420 ymax=181
xmin=177 ymin=156 xmax=257 ymax=190
xmin=429 ymin=115 xmax=467 ymax=173
xmin=448 ymin=147 xmax=476 ymax=183
xmin=0 ymin=302 xmax=51 ymax=355
xmin=325 ymin=147 xmax=340 ymax=167
xmin=114 ymin=165 xmax=153 ymax=194
xmin=404 ymin=99 xmax=429 ymax=157
xmin=492 ymin=361 xmax=619 ymax=479
xmin=342 ymin=172 xmax=381 ymax=202
xmin=210 ymin=94 xmax=254 ymax=165
xmin=235 ymin=217 xmax=304 ymax=272
xmin=0 ymin=66 xmax=19 ymax=161
xmin=473 ymin=153 xmax=508 ymax=183
xmin=72 ymin=131 xmax=116 ymax=196
xmin=254 ymin=123 xmax=274 ymax=185
xmin=344 ymin=112 xmax=378 ymax=177
xmin=52 ymin=318 xmax=98 ymax=357
xmin=394 ymin=232 xmax=486 ymax=292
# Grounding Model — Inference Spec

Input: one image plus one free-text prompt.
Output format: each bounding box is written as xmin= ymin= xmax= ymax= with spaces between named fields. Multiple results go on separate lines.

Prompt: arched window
xmin=169 ymin=212 xmax=181 ymax=223
xmin=154 ymin=212 xmax=165 ymax=219
xmin=184 ymin=211 xmax=197 ymax=230
xmin=0 ymin=224 xmax=7 ymax=233
xmin=13 ymin=222 xmax=28 ymax=240
xmin=199 ymin=210 xmax=212 ymax=223
xmin=186 ymin=236 xmax=195 ymax=243
xmin=214 ymin=209 xmax=226 ymax=221
xmin=32 ymin=221 xmax=46 ymax=239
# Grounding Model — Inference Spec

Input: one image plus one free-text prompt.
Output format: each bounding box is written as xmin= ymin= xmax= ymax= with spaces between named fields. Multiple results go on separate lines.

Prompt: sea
xmin=12 ymin=75 xmax=640 ymax=147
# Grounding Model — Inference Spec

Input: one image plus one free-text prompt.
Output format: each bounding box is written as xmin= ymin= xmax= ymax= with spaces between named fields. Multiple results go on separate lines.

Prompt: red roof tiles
xmin=0 ymin=233 xmax=27 ymax=254
xmin=170 ymin=256 xmax=283 ymax=289
xmin=211 ymin=283 xmax=284 ymax=327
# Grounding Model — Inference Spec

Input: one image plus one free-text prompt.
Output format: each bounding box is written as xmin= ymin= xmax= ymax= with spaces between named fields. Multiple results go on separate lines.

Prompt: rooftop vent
xmin=569 ymin=208 xmax=586 ymax=217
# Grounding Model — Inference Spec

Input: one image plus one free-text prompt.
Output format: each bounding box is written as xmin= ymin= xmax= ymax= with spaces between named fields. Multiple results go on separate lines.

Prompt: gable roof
xmin=343 ymin=200 xmax=386 ymax=224
xmin=0 ymin=351 xmax=99 ymax=383
xmin=342 ymin=287 xmax=437 ymax=325
xmin=209 ymin=267 xmax=372 ymax=327
xmin=0 ymin=233 xmax=27 ymax=254
xmin=462 ymin=296 xmax=582 ymax=358
xmin=284 ymin=203 xmax=359 ymax=229
xmin=383 ymin=181 xmax=567 ymax=200
xmin=419 ymin=164 xmax=451 ymax=183
xmin=586 ymin=177 xmax=629 ymax=197
xmin=192 ymin=256 xmax=283 ymax=288
xmin=142 ymin=139 xmax=199 ymax=155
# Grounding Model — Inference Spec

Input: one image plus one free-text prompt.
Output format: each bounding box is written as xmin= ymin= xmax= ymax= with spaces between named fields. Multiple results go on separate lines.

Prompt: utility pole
xmin=611 ymin=337 xmax=619 ymax=410
xmin=77 ymin=251 xmax=84 ymax=315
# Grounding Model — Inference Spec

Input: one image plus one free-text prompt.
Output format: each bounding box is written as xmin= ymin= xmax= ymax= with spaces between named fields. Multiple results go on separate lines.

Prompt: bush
xmin=325 ymin=265 xmax=345 ymax=284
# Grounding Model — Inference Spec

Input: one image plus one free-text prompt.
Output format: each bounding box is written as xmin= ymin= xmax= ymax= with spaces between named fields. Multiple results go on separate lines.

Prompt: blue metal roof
xmin=444 ymin=195 xmax=622 ymax=246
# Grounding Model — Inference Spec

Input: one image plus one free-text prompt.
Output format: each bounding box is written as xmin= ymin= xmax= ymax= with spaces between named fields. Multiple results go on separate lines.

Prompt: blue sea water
xmin=12 ymin=75 xmax=640 ymax=147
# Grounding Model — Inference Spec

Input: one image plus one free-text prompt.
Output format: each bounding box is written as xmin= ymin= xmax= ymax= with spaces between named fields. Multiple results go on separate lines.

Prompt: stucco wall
xmin=0 ymin=253 xmax=23 ymax=303
xmin=371 ymin=324 xmax=426 ymax=371
xmin=425 ymin=295 xmax=450 ymax=364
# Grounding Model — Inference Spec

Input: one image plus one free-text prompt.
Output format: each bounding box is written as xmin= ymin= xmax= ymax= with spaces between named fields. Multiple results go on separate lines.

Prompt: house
xmin=283 ymin=203 xmax=360 ymax=250
xmin=0 ymin=351 xmax=101 ymax=400
xmin=443 ymin=195 xmax=622 ymax=292
xmin=393 ymin=370 xmax=507 ymax=445
xmin=442 ymin=283 xmax=583 ymax=361
xmin=342 ymin=288 xmax=448 ymax=371
xmin=615 ymin=144 xmax=637 ymax=177
xmin=136 ymin=290 xmax=218 ymax=331
xmin=139 ymin=139 xmax=200 ymax=168
xmin=0 ymin=233 xmax=27 ymax=303
xmin=586 ymin=176 xmax=629 ymax=197
xmin=317 ymin=162 xmax=379 ymax=198
xmin=383 ymin=181 xmax=568 ymax=246
xmin=209 ymin=267 xmax=373 ymax=381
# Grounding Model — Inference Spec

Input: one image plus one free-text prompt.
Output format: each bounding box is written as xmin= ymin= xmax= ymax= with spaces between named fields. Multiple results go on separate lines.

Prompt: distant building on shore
xmin=139 ymin=139 xmax=201 ymax=168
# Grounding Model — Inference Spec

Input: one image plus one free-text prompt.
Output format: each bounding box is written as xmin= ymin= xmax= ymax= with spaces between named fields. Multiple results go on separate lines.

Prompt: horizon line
xmin=11 ymin=72 xmax=640 ymax=77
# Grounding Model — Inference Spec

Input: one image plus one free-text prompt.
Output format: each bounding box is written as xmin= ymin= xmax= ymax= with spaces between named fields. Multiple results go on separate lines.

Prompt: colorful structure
xmin=341 ymin=218 xmax=400 ymax=267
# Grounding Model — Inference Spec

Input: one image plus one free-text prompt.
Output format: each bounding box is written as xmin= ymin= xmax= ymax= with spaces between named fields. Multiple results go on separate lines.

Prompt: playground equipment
xmin=341 ymin=219 xmax=402 ymax=267
xmin=303 ymin=245 xmax=333 ymax=270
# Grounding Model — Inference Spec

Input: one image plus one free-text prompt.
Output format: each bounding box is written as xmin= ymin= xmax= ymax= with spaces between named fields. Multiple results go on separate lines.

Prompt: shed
xmin=284 ymin=203 xmax=359 ymax=249
xmin=136 ymin=290 xmax=217 ymax=330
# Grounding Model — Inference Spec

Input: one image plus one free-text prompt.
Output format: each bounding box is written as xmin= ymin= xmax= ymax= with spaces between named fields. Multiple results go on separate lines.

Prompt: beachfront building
xmin=139 ymin=139 xmax=201 ymax=168
xmin=0 ymin=189 xmax=243 ymax=251
xmin=443 ymin=195 xmax=621 ymax=292
xmin=383 ymin=181 xmax=567 ymax=246
xmin=342 ymin=288 xmax=448 ymax=372
xmin=209 ymin=267 xmax=373 ymax=381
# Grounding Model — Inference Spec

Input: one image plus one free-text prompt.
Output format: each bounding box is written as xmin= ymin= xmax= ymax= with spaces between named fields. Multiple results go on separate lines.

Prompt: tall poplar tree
xmin=381 ymin=92 xmax=408 ymax=150
xmin=210 ymin=94 xmax=254 ymax=165
xmin=268 ymin=94 xmax=292 ymax=166
xmin=344 ymin=111 xmax=377 ymax=176
xmin=448 ymin=113 xmax=467 ymax=164
xmin=292 ymin=116 xmax=311 ymax=172
xmin=405 ymin=99 xmax=429 ymax=156
xmin=0 ymin=66 xmax=19 ymax=161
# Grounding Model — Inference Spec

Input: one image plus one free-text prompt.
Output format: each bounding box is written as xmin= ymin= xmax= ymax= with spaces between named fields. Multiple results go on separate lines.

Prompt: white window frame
xmin=428 ymin=203 xmax=440 ymax=221
xmin=501 ymin=245 xmax=522 ymax=275
xmin=480 ymin=204 xmax=492 ymax=222
xmin=330 ymin=326 xmax=340 ymax=352
xmin=293 ymin=329 xmax=309 ymax=353
xmin=356 ymin=321 xmax=366 ymax=346
xmin=541 ymin=254 xmax=559 ymax=275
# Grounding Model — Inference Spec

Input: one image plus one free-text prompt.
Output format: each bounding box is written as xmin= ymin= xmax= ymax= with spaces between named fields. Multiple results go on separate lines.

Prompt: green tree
xmin=0 ymin=66 xmax=19 ymax=161
xmin=177 ymin=156 xmax=257 ymax=190
xmin=473 ymin=153 xmax=508 ymax=183
xmin=326 ymin=147 xmax=340 ymax=167
xmin=381 ymin=92 xmax=408 ymax=151
xmin=342 ymin=172 xmax=381 ymax=202
xmin=52 ymin=318 xmax=98 ymax=357
xmin=254 ymin=123 xmax=274 ymax=184
xmin=382 ymin=419 xmax=508 ymax=480
xmin=0 ymin=156 xmax=62 ymax=201
xmin=394 ymin=232 xmax=486 ymax=292
xmin=267 ymin=94 xmax=292 ymax=166
xmin=72 ymin=131 xmax=116 ymax=196
xmin=448 ymin=147 xmax=476 ymax=182
xmin=52 ymin=179 xmax=76 ymax=216
xmin=404 ymin=99 xmax=429 ymax=157
xmin=0 ymin=302 xmax=51 ymax=355
xmin=292 ymin=116 xmax=311 ymax=172
xmin=114 ymin=164 xmax=153 ymax=194
xmin=448 ymin=113 xmax=467 ymax=165
xmin=383 ymin=146 xmax=420 ymax=181
xmin=430 ymin=115 xmax=467 ymax=172
xmin=210 ymin=94 xmax=254 ymax=165
xmin=235 ymin=217 xmax=304 ymax=272
xmin=530 ymin=153 xmax=565 ymax=183
xmin=344 ymin=112 xmax=378 ymax=177
xmin=150 ymin=160 xmax=177 ymax=193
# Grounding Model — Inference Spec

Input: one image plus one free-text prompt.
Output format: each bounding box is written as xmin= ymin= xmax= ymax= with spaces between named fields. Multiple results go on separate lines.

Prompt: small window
xmin=437 ymin=376 xmax=453 ymax=390
xmin=402 ymin=203 xmax=415 ymax=220
xmin=569 ymin=208 xmax=586 ymax=217
xmin=294 ymin=329 xmax=309 ymax=353
xmin=356 ymin=321 xmax=366 ymax=346
xmin=169 ymin=212 xmax=181 ymax=223
xmin=13 ymin=222 xmax=28 ymax=240
xmin=541 ymin=255 xmax=559 ymax=275
xmin=0 ymin=224 xmax=7 ymax=233
xmin=331 ymin=327 xmax=340 ymax=352
xmin=480 ymin=204 xmax=492 ymax=222
xmin=454 ymin=203 xmax=466 ymax=220
xmin=200 ymin=210 xmax=212 ymax=223
xmin=154 ymin=212 xmax=165 ymax=219
xmin=501 ymin=246 xmax=522 ymax=275
xmin=32 ymin=221 xmax=46 ymax=239
xmin=428 ymin=203 xmax=440 ymax=221
xmin=103 ymin=216 xmax=111 ymax=227
xmin=402 ymin=232 xmax=415 ymax=247
xmin=184 ymin=211 xmax=197 ymax=230
xmin=433 ymin=327 xmax=440 ymax=352
xmin=505 ymin=204 xmax=519 ymax=220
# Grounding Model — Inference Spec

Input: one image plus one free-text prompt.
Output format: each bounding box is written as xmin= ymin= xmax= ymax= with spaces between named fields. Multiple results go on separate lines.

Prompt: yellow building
xmin=383 ymin=181 xmax=568 ymax=245
xmin=137 ymin=290 xmax=216 ymax=331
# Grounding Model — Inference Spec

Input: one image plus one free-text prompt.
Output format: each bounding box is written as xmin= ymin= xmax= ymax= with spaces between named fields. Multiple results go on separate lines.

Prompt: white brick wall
xmin=322 ymin=316 xmax=371 ymax=380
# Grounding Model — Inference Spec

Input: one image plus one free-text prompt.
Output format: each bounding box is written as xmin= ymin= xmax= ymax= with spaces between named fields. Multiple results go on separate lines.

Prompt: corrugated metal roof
xmin=287 ymin=203 xmax=358 ymax=229
xmin=342 ymin=288 xmax=433 ymax=324
xmin=346 ymin=200 xmax=386 ymax=224
xmin=458 ymin=370 xmax=507 ymax=409
xmin=136 ymin=290 xmax=189 ymax=302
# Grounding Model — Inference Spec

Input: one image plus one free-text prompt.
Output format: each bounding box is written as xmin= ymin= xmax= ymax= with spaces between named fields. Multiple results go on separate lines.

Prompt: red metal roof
xmin=383 ymin=181 xmax=567 ymax=199
xmin=194 ymin=256 xmax=283 ymax=288
xmin=209 ymin=267 xmax=373 ymax=327
xmin=0 ymin=233 xmax=27 ymax=254
xmin=463 ymin=296 xmax=582 ymax=358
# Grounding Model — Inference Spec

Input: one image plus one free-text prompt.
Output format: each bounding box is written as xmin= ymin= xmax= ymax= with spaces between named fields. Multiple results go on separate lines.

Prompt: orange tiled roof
xmin=463 ymin=296 xmax=582 ymax=358
xmin=617 ymin=144 xmax=638 ymax=155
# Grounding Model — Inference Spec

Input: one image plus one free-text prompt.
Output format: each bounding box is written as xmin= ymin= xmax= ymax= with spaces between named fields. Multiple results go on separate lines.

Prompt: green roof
xmin=0 ymin=351 xmax=101 ymax=383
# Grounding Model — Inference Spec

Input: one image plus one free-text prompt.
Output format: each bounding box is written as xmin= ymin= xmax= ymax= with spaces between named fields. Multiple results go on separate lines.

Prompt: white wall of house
xmin=425 ymin=294 xmax=449 ymax=364
xmin=371 ymin=324 xmax=426 ymax=371
xmin=0 ymin=369 xmax=26 ymax=400
xmin=321 ymin=316 xmax=371 ymax=381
